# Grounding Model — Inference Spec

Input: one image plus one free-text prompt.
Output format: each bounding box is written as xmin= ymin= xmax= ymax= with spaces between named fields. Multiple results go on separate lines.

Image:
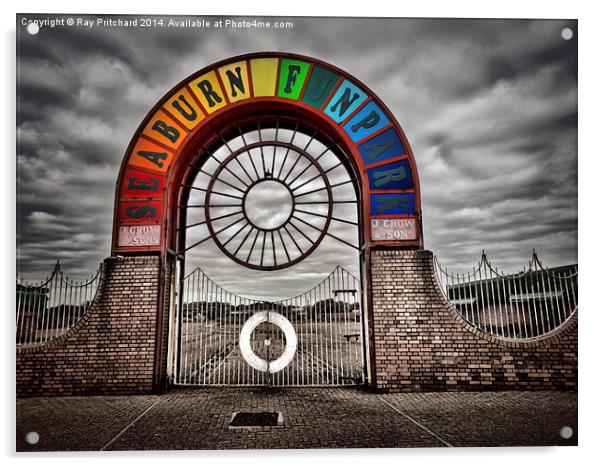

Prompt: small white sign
xmin=118 ymin=225 xmax=161 ymax=247
xmin=371 ymin=218 xmax=417 ymax=241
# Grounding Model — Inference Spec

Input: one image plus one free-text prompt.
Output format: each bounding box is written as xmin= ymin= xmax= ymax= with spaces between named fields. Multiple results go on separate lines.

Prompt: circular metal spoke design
xmin=179 ymin=118 xmax=360 ymax=270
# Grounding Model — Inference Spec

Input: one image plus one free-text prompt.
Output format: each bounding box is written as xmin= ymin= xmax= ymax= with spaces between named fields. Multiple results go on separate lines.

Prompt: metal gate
xmin=174 ymin=266 xmax=366 ymax=386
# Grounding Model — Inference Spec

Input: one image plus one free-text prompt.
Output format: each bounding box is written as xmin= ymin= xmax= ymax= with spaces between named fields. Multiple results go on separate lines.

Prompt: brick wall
xmin=16 ymin=250 xmax=577 ymax=396
xmin=16 ymin=256 xmax=162 ymax=397
xmin=370 ymin=249 xmax=577 ymax=392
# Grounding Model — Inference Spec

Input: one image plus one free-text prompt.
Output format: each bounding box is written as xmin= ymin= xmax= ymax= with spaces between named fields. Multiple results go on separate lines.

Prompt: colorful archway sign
xmin=112 ymin=52 xmax=422 ymax=254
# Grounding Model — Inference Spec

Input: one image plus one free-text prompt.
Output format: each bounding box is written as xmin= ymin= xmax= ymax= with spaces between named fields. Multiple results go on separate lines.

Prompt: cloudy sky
xmin=16 ymin=15 xmax=577 ymax=298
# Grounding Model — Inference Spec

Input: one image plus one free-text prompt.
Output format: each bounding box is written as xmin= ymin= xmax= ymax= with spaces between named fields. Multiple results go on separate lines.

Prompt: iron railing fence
xmin=16 ymin=261 xmax=103 ymax=347
xmin=434 ymin=251 xmax=577 ymax=340
xmin=175 ymin=265 xmax=365 ymax=386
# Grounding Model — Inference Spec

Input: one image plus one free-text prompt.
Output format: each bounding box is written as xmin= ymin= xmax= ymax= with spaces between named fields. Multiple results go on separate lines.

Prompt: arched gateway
xmin=16 ymin=53 xmax=577 ymax=397
xmin=112 ymin=52 xmax=423 ymax=388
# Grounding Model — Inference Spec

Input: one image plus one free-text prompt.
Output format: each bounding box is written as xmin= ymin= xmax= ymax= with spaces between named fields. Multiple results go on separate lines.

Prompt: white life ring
xmin=239 ymin=310 xmax=297 ymax=373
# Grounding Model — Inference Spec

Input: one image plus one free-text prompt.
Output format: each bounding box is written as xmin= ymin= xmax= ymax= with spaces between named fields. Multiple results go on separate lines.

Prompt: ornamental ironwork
xmin=179 ymin=118 xmax=360 ymax=270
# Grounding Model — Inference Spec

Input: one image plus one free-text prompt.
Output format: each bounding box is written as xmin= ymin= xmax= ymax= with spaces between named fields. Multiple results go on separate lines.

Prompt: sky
xmin=16 ymin=15 xmax=577 ymax=298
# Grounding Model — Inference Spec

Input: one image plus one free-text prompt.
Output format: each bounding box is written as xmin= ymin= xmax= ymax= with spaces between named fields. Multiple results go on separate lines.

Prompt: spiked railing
xmin=16 ymin=261 xmax=103 ymax=347
xmin=434 ymin=251 xmax=577 ymax=340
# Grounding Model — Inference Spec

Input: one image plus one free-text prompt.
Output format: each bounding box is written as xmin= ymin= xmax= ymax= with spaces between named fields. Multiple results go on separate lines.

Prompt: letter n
xmin=329 ymin=87 xmax=360 ymax=119
xmin=225 ymin=67 xmax=245 ymax=97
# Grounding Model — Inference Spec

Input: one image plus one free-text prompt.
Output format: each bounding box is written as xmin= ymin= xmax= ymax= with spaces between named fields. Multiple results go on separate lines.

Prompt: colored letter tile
xmin=163 ymin=86 xmax=205 ymax=130
xmin=324 ymin=80 xmax=367 ymax=123
xmin=343 ymin=100 xmax=390 ymax=142
xmin=128 ymin=138 xmax=174 ymax=173
xmin=302 ymin=66 xmax=340 ymax=109
xmin=367 ymin=159 xmax=414 ymax=190
xmin=370 ymin=193 xmax=415 ymax=215
xmin=278 ymin=59 xmax=311 ymax=100
xmin=189 ymin=71 xmax=227 ymax=114
xmin=358 ymin=127 xmax=406 ymax=164
xmin=250 ymin=58 xmax=279 ymax=97
xmin=218 ymin=61 xmax=251 ymax=103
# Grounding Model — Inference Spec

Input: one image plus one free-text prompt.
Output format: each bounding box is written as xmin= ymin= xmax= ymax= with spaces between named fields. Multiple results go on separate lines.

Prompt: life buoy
xmin=239 ymin=310 xmax=297 ymax=373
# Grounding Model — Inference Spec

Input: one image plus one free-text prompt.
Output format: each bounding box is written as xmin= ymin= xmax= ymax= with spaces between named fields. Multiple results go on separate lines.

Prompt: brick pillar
xmin=17 ymin=255 xmax=167 ymax=396
xmin=369 ymin=249 xmax=577 ymax=393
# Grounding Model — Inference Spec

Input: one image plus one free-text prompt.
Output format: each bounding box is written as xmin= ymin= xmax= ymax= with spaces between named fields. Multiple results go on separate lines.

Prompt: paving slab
xmin=16 ymin=387 xmax=577 ymax=451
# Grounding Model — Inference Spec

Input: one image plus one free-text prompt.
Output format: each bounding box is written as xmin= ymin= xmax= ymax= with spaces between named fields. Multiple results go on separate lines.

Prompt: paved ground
xmin=16 ymin=387 xmax=577 ymax=451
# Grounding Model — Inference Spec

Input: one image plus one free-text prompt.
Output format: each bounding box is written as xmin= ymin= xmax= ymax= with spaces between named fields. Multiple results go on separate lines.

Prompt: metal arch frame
xmin=198 ymin=137 xmax=336 ymax=271
xmin=168 ymin=110 xmax=376 ymax=383
xmin=111 ymin=52 xmax=423 ymax=257
xmin=109 ymin=52 xmax=424 ymax=389
xmin=172 ymin=104 xmax=374 ymax=389
xmin=171 ymin=111 xmax=369 ymax=386
xmin=171 ymin=108 xmax=369 ymax=255
xmin=173 ymin=110 xmax=365 ymax=261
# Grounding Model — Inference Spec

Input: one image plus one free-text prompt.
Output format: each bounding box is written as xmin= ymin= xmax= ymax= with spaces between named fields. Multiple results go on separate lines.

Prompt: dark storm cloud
xmin=16 ymin=15 xmax=577 ymax=297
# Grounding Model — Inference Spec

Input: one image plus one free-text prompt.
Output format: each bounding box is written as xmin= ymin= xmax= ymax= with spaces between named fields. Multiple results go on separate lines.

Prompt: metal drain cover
xmin=229 ymin=411 xmax=283 ymax=428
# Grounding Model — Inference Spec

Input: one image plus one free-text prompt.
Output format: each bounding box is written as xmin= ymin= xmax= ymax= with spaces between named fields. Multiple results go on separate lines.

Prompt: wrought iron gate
xmin=174 ymin=266 xmax=366 ymax=386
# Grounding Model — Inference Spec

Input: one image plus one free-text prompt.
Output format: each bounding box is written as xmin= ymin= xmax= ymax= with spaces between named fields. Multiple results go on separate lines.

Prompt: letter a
xmin=364 ymin=140 xmax=395 ymax=161
xmin=137 ymin=151 xmax=167 ymax=169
